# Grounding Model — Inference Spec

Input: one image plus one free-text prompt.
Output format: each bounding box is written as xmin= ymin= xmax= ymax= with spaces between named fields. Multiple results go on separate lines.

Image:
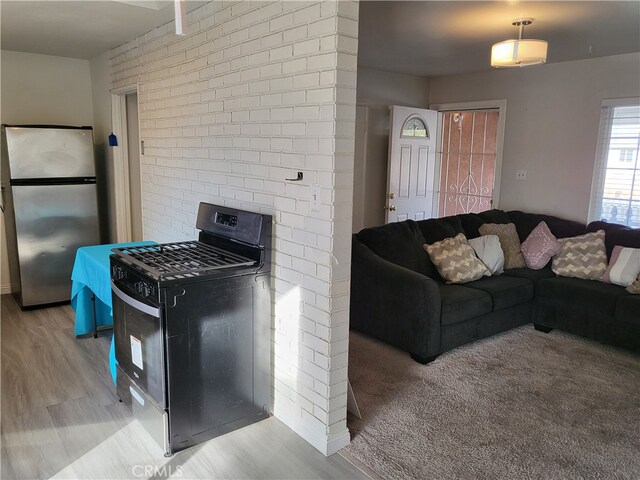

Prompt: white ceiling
xmin=1 ymin=1 xmax=639 ymax=76
xmin=358 ymin=1 xmax=640 ymax=77
xmin=0 ymin=1 xmax=207 ymax=60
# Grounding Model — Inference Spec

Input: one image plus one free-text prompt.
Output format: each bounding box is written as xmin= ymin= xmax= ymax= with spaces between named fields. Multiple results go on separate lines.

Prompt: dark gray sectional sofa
xmin=350 ymin=209 xmax=640 ymax=363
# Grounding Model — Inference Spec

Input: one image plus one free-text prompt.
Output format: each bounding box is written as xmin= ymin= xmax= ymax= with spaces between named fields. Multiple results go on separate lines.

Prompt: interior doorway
xmin=111 ymin=86 xmax=142 ymax=243
xmin=125 ymin=93 xmax=143 ymax=241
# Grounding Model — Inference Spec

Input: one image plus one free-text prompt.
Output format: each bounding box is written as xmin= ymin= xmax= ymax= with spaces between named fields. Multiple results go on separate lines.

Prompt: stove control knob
xmin=112 ymin=266 xmax=126 ymax=280
xmin=135 ymin=281 xmax=153 ymax=298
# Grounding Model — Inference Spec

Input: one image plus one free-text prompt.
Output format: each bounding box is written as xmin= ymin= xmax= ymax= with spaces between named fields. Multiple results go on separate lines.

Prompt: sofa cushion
xmin=424 ymin=233 xmax=490 ymax=284
xmin=507 ymin=210 xmax=587 ymax=242
xmin=357 ymin=220 xmax=435 ymax=277
xmin=537 ymin=277 xmax=629 ymax=317
xmin=478 ymin=223 xmax=527 ymax=269
xmin=615 ymin=295 xmax=640 ymax=326
xmin=501 ymin=267 xmax=556 ymax=290
xmin=464 ymin=276 xmax=534 ymax=311
xmin=438 ymin=284 xmax=492 ymax=325
xmin=457 ymin=209 xmax=511 ymax=239
xmin=552 ymin=230 xmax=608 ymax=280
xmin=417 ymin=216 xmax=464 ymax=244
xmin=587 ymin=221 xmax=640 ymax=259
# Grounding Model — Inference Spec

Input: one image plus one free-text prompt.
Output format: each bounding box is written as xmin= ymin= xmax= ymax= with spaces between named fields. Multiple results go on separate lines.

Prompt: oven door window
xmin=112 ymin=286 xmax=165 ymax=407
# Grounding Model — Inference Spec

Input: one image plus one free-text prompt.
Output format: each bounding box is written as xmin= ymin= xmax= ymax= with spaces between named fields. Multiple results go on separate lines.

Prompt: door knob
xmin=389 ymin=205 xmax=396 ymax=211
xmin=389 ymin=193 xmax=396 ymax=199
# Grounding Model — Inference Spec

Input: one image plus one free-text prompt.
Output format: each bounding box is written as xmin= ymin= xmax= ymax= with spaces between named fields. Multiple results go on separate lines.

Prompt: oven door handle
xmin=111 ymin=281 xmax=160 ymax=318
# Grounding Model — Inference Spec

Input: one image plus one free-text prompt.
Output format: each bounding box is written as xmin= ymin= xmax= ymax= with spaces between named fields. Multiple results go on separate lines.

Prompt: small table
xmin=71 ymin=241 xmax=156 ymax=383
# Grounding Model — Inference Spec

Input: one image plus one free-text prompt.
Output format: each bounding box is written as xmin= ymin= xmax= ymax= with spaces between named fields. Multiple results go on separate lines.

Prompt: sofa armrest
xmin=350 ymin=235 xmax=442 ymax=357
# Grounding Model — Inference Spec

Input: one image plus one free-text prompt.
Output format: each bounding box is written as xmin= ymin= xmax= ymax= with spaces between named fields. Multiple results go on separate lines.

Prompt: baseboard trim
xmin=274 ymin=408 xmax=329 ymax=454
xmin=1 ymin=283 xmax=12 ymax=295
xmin=273 ymin=407 xmax=351 ymax=456
xmin=326 ymin=429 xmax=351 ymax=455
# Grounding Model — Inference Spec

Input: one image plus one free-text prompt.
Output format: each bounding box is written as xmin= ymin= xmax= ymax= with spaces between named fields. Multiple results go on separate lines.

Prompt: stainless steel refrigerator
xmin=1 ymin=125 xmax=101 ymax=308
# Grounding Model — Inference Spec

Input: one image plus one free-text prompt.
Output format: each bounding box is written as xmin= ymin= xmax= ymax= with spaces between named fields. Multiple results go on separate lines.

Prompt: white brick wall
xmin=109 ymin=0 xmax=358 ymax=455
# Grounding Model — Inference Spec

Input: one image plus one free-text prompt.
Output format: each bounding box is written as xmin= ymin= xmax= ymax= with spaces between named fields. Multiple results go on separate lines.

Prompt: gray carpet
xmin=346 ymin=326 xmax=640 ymax=480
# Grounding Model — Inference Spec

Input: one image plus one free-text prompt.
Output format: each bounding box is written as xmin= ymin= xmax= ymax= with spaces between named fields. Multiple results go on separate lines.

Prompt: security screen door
xmin=438 ymin=110 xmax=499 ymax=216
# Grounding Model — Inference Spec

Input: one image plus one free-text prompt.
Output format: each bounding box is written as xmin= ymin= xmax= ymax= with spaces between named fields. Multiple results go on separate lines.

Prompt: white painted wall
xmin=429 ymin=52 xmax=640 ymax=223
xmin=108 ymin=0 xmax=358 ymax=455
xmin=355 ymin=67 xmax=429 ymax=228
xmin=1 ymin=51 xmax=94 ymax=125
xmin=0 ymin=50 xmax=95 ymax=293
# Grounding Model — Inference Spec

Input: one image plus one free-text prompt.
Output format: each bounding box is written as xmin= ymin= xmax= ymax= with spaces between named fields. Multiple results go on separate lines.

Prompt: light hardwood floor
xmin=1 ymin=295 xmax=371 ymax=480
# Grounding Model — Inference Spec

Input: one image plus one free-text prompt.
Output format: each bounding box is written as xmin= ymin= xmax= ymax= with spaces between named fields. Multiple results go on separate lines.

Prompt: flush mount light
xmin=491 ymin=18 xmax=548 ymax=68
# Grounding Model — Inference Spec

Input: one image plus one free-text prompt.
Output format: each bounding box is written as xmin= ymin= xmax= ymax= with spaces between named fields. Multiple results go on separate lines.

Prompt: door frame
xmin=111 ymin=84 xmax=138 ymax=243
xmin=429 ymin=99 xmax=507 ymax=212
xmin=352 ymin=103 xmax=369 ymax=232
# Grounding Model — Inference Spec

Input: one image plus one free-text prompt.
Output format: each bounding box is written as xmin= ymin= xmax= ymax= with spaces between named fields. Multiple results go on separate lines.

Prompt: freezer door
xmin=12 ymin=183 xmax=100 ymax=306
xmin=4 ymin=127 xmax=95 ymax=179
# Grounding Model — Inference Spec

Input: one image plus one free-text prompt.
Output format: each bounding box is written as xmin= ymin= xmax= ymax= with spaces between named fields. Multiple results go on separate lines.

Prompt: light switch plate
xmin=311 ymin=186 xmax=321 ymax=212
xmin=516 ymin=170 xmax=527 ymax=181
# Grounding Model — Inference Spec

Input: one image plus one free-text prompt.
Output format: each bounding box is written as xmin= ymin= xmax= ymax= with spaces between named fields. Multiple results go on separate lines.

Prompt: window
xmin=589 ymin=99 xmax=640 ymax=228
xmin=401 ymin=116 xmax=428 ymax=138
xmin=620 ymin=149 xmax=634 ymax=163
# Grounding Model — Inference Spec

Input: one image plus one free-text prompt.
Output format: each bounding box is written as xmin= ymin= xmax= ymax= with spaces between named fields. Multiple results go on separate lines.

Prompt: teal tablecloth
xmin=71 ymin=241 xmax=156 ymax=383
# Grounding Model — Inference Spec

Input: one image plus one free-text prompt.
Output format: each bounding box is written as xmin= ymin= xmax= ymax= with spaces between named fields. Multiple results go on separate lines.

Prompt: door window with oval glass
xmin=401 ymin=116 xmax=429 ymax=138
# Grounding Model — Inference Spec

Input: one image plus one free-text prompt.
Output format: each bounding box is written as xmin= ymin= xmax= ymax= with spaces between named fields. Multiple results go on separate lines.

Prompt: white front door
xmin=386 ymin=105 xmax=438 ymax=223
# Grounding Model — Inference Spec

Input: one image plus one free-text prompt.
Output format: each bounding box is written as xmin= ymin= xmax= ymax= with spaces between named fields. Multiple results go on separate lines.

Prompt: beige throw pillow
xmin=424 ymin=233 xmax=490 ymax=284
xmin=551 ymin=230 xmax=608 ymax=280
xmin=478 ymin=223 xmax=526 ymax=269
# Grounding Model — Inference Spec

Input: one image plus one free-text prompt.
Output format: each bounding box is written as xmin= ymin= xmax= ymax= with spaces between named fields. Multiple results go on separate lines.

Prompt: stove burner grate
xmin=112 ymin=241 xmax=255 ymax=280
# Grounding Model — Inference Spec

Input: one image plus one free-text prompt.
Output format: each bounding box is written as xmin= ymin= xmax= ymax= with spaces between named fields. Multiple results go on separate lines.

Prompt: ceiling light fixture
xmin=491 ymin=18 xmax=548 ymax=68
xmin=175 ymin=0 xmax=187 ymax=36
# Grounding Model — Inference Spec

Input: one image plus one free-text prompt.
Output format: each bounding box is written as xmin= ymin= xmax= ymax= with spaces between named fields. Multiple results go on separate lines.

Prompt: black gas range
xmin=110 ymin=203 xmax=272 ymax=456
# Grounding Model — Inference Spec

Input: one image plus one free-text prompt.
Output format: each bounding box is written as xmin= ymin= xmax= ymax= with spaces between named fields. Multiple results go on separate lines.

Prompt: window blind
xmin=588 ymin=99 xmax=640 ymax=228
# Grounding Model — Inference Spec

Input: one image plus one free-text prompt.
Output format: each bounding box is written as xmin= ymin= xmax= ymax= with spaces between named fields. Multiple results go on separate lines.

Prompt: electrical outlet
xmin=311 ymin=185 xmax=321 ymax=212
xmin=516 ymin=170 xmax=527 ymax=181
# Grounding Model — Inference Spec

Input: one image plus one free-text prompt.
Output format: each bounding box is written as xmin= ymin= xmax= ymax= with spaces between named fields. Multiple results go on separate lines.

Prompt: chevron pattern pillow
xmin=552 ymin=230 xmax=608 ymax=280
xmin=424 ymin=233 xmax=490 ymax=284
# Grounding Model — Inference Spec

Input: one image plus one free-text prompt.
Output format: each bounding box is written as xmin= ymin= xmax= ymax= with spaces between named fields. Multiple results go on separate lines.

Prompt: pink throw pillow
xmin=520 ymin=221 xmax=561 ymax=270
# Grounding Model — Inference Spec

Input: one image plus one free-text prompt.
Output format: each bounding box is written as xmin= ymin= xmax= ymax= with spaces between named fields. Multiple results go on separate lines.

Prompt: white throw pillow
xmin=468 ymin=235 xmax=504 ymax=276
xmin=601 ymin=246 xmax=640 ymax=287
